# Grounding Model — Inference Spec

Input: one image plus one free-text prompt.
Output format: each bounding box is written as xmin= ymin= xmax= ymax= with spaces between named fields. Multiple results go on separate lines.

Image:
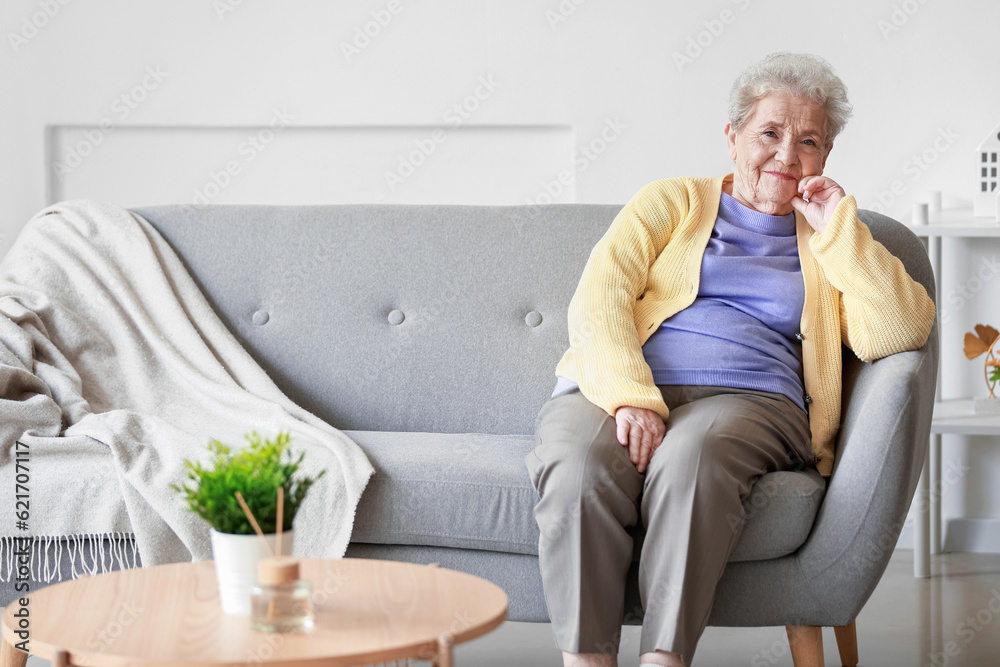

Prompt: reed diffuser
xmin=236 ymin=487 xmax=315 ymax=633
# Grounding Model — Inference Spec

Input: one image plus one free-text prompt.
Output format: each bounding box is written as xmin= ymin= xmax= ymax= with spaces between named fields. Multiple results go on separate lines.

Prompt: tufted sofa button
xmin=252 ymin=310 xmax=269 ymax=326
xmin=388 ymin=309 xmax=405 ymax=325
xmin=525 ymin=311 xmax=543 ymax=327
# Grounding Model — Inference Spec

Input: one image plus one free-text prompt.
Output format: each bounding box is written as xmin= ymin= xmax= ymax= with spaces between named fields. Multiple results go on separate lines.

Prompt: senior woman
xmin=525 ymin=52 xmax=935 ymax=667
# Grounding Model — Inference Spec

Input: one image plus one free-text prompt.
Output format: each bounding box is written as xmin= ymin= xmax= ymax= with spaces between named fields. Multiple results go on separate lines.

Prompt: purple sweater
xmin=553 ymin=192 xmax=806 ymax=411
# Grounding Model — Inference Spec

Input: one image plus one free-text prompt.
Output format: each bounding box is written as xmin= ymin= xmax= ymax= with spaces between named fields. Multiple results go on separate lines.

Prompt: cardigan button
xmin=795 ymin=332 xmax=805 ymax=341
xmin=804 ymin=395 xmax=813 ymax=404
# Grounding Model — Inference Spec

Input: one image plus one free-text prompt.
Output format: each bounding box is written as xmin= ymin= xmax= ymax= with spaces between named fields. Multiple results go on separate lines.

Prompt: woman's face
xmin=725 ymin=92 xmax=831 ymax=215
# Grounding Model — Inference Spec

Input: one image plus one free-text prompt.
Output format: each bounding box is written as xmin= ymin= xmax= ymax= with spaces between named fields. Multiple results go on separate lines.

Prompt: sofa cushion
xmin=348 ymin=431 xmax=541 ymax=554
xmin=347 ymin=431 xmax=827 ymax=562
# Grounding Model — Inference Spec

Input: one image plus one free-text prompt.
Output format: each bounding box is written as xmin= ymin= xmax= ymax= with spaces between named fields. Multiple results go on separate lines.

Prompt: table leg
xmin=0 ymin=637 xmax=27 ymax=667
xmin=432 ymin=633 xmax=454 ymax=667
xmin=930 ymin=433 xmax=942 ymax=555
xmin=914 ymin=435 xmax=931 ymax=578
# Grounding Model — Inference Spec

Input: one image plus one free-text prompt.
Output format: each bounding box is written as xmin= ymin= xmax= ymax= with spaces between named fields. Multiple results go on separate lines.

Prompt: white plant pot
xmin=210 ymin=528 xmax=293 ymax=615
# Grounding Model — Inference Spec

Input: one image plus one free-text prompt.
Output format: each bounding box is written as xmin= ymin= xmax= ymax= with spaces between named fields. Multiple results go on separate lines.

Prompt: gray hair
xmin=729 ymin=53 xmax=852 ymax=147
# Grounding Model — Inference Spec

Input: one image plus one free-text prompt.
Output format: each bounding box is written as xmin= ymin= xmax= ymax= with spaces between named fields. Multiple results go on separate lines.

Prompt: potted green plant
xmin=171 ymin=431 xmax=326 ymax=615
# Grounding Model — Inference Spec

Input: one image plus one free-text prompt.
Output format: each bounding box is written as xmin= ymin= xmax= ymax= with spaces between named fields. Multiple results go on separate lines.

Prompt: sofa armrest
xmin=794 ymin=323 xmax=938 ymax=619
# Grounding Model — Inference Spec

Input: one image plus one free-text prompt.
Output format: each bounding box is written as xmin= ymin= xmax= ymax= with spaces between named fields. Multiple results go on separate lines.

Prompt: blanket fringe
xmin=0 ymin=533 xmax=138 ymax=583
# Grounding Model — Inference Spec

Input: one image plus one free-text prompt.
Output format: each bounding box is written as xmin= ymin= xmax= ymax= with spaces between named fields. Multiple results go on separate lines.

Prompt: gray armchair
xmin=691 ymin=209 xmax=939 ymax=665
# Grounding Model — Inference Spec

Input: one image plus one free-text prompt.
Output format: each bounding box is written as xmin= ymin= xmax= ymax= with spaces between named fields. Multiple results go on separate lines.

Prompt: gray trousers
xmin=524 ymin=385 xmax=813 ymax=665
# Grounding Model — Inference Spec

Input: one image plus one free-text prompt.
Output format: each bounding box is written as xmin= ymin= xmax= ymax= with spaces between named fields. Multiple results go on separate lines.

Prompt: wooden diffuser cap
xmin=258 ymin=556 xmax=300 ymax=586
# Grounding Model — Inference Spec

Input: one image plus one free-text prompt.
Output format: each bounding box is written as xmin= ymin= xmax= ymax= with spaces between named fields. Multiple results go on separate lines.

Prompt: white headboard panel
xmin=47 ymin=124 xmax=575 ymax=208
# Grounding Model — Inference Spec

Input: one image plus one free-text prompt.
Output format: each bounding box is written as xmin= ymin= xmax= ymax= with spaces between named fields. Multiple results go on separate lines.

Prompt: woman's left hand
xmin=790 ymin=175 xmax=846 ymax=234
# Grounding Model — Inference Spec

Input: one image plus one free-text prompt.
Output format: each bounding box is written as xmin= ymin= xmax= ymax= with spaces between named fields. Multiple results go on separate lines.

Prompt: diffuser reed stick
xmin=234 ymin=491 xmax=274 ymax=557
xmin=276 ymin=487 xmax=284 ymax=557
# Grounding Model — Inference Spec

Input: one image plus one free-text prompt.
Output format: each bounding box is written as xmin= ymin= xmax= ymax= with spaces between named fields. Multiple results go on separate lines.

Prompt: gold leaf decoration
xmin=964 ymin=333 xmax=989 ymax=359
xmin=963 ymin=324 xmax=1000 ymax=360
xmin=975 ymin=324 xmax=999 ymax=348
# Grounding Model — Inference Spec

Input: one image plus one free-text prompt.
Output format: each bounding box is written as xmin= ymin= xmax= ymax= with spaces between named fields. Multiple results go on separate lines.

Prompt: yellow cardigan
xmin=554 ymin=175 xmax=935 ymax=476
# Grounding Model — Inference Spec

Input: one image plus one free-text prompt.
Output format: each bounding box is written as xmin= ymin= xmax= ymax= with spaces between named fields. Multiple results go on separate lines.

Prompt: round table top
xmin=2 ymin=558 xmax=508 ymax=666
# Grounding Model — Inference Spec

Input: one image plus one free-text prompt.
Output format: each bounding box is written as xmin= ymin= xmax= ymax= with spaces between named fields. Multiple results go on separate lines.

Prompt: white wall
xmin=3 ymin=0 xmax=1000 ymax=551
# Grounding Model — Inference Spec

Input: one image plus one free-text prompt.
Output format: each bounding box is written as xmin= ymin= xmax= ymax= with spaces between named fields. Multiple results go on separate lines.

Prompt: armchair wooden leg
xmin=786 ymin=625 xmax=824 ymax=667
xmin=834 ymin=621 xmax=859 ymax=666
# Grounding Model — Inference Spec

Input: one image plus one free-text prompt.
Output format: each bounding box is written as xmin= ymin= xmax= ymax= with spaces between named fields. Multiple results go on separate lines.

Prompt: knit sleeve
xmin=808 ymin=195 xmax=936 ymax=362
xmin=561 ymin=181 xmax=683 ymax=419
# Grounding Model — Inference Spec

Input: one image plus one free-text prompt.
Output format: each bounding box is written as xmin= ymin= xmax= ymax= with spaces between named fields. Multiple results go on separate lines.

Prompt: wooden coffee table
xmin=0 ymin=558 xmax=508 ymax=666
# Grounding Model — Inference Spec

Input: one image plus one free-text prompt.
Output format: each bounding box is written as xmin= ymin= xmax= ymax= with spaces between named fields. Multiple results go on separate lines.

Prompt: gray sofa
xmin=0 ymin=202 xmax=937 ymax=645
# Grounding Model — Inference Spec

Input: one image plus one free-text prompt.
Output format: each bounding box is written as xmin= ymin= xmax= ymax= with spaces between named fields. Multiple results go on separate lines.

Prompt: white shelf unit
xmin=904 ymin=208 xmax=1000 ymax=577
xmin=905 ymin=208 xmax=1000 ymax=236
xmin=931 ymin=399 xmax=1000 ymax=435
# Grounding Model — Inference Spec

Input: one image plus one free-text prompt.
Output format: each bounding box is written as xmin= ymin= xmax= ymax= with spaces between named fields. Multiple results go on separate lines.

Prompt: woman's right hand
xmin=614 ymin=406 xmax=666 ymax=474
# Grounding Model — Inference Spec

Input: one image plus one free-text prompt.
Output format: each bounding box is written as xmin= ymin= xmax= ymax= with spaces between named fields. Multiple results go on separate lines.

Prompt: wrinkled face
xmin=726 ymin=92 xmax=831 ymax=215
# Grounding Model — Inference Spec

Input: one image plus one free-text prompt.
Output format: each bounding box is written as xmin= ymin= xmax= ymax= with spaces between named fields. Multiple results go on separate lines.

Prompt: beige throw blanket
xmin=0 ymin=200 xmax=374 ymax=579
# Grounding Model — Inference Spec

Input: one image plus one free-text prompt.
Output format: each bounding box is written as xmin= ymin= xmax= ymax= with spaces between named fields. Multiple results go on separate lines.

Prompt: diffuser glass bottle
xmin=250 ymin=556 xmax=314 ymax=632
